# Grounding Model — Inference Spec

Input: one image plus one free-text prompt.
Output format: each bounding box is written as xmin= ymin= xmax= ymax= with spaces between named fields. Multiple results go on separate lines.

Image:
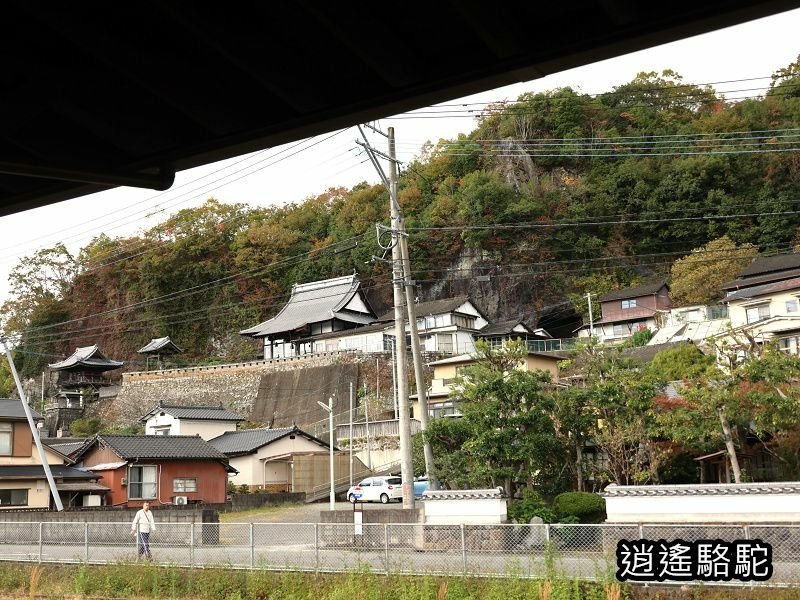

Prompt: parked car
xmin=347 ymin=476 xmax=403 ymax=504
xmin=413 ymin=476 xmax=429 ymax=498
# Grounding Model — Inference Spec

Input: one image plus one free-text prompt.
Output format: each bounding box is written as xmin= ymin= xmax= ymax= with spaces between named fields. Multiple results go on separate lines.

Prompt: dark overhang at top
xmin=1 ymin=1 xmax=797 ymax=217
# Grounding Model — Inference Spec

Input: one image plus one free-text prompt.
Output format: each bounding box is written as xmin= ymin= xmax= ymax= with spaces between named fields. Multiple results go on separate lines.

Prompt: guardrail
xmin=0 ymin=521 xmax=795 ymax=586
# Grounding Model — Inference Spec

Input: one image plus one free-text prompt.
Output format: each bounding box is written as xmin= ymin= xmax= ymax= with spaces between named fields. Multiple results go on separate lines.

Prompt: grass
xmin=218 ymin=502 xmax=306 ymax=522
xmin=0 ymin=563 xmax=799 ymax=599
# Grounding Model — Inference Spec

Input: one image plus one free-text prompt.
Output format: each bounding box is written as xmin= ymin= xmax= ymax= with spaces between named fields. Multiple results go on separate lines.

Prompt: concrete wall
xmin=110 ymin=354 xmax=359 ymax=428
xmin=603 ymin=483 xmax=800 ymax=523
xmin=227 ymin=492 xmax=304 ymax=511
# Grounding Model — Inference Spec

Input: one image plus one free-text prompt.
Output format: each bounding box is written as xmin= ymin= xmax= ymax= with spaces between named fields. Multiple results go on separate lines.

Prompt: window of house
xmin=779 ymin=336 xmax=800 ymax=354
xmin=0 ymin=489 xmax=28 ymax=506
xmin=621 ymin=299 xmax=637 ymax=309
xmin=429 ymin=401 xmax=462 ymax=418
xmin=0 ymin=423 xmax=12 ymax=456
xmin=128 ymin=465 xmax=158 ymax=500
xmin=745 ymin=304 xmax=771 ymax=324
xmin=787 ymin=299 xmax=798 ymax=314
xmin=612 ymin=323 xmax=630 ymax=336
xmin=173 ymin=478 xmax=197 ymax=493
xmin=424 ymin=316 xmax=435 ymax=329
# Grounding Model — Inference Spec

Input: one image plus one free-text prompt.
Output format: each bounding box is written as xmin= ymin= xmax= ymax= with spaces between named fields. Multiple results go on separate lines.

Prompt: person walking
xmin=131 ymin=502 xmax=156 ymax=560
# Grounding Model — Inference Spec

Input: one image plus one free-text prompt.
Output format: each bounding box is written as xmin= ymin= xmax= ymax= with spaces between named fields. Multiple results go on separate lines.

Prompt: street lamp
xmin=317 ymin=397 xmax=335 ymax=511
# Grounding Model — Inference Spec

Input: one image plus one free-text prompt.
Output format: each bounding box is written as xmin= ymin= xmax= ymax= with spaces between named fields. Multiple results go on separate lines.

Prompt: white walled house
xmin=717 ymin=254 xmax=800 ymax=354
xmin=140 ymin=403 xmax=245 ymax=440
xmin=308 ymin=296 xmax=490 ymax=357
xmin=208 ymin=426 xmax=365 ymax=493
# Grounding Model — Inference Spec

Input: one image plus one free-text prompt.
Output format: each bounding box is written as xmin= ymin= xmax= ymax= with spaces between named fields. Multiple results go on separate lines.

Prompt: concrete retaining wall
xmin=109 ymin=354 xmax=359 ymax=428
xmin=228 ymin=492 xmax=305 ymax=511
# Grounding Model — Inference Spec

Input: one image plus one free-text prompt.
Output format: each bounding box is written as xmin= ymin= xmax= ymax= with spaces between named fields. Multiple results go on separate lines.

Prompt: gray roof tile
xmin=240 ymin=275 xmax=375 ymax=338
xmin=139 ymin=403 xmax=245 ymax=423
xmin=209 ymin=427 xmax=328 ymax=456
xmin=48 ymin=344 xmax=123 ymax=371
xmin=599 ymin=281 xmax=667 ymax=303
xmin=0 ymin=398 xmax=42 ymax=421
xmin=96 ymin=434 xmax=230 ymax=461
xmin=137 ymin=336 xmax=183 ymax=354
xmin=0 ymin=465 xmax=96 ymax=480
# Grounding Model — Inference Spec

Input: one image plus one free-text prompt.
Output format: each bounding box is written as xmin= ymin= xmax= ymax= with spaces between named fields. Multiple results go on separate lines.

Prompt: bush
xmin=552 ymin=492 xmax=606 ymax=523
xmin=507 ymin=489 xmax=555 ymax=524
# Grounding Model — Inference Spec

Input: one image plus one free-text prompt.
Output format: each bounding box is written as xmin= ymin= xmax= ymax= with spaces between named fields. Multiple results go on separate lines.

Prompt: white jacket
xmin=131 ymin=509 xmax=156 ymax=534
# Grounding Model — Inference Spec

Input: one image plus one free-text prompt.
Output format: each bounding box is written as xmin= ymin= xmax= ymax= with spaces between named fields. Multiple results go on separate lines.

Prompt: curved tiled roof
xmin=602 ymin=482 xmax=800 ymax=497
xmin=240 ymin=275 xmax=375 ymax=338
xmin=137 ymin=336 xmax=183 ymax=354
xmin=48 ymin=345 xmax=123 ymax=372
xmin=420 ymin=487 xmax=506 ymax=501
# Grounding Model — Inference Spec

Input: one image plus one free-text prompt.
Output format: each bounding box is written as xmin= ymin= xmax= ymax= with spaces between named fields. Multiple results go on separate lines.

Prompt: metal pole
xmin=587 ymin=293 xmax=595 ymax=338
xmin=249 ymin=523 xmax=255 ymax=569
xmin=390 ymin=338 xmax=398 ymax=419
xmin=388 ymin=127 xmax=414 ymax=509
xmin=314 ymin=524 xmax=319 ymax=572
xmin=1 ymin=338 xmax=63 ymax=510
xmin=461 ymin=523 xmax=467 ymax=575
xmin=384 ymin=523 xmax=390 ymax=575
xmin=190 ymin=522 xmax=195 ymax=567
xmin=349 ymin=382 xmax=354 ymax=486
xmin=38 ymin=522 xmax=43 ymax=563
xmin=84 ymin=523 xmax=89 ymax=562
xmin=364 ymin=383 xmax=372 ymax=470
xmin=328 ymin=397 xmax=335 ymax=511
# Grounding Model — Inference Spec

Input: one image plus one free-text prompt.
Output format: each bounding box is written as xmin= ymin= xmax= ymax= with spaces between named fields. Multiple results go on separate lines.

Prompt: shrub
xmin=552 ymin=492 xmax=606 ymax=523
xmin=507 ymin=489 xmax=555 ymax=523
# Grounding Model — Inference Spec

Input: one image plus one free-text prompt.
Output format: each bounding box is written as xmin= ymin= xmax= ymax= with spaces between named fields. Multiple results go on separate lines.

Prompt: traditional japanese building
xmin=137 ymin=336 xmax=183 ymax=371
xmin=45 ymin=345 xmax=123 ymax=436
xmin=240 ymin=274 xmax=377 ymax=359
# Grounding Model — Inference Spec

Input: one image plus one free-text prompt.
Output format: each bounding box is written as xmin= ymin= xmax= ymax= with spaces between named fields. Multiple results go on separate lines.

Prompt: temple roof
xmin=137 ymin=336 xmax=183 ymax=355
xmin=48 ymin=345 xmax=124 ymax=372
xmin=240 ymin=275 xmax=375 ymax=338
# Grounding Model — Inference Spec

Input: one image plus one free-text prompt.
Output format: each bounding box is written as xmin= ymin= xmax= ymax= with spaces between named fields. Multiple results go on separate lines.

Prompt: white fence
xmin=0 ymin=521 xmax=797 ymax=586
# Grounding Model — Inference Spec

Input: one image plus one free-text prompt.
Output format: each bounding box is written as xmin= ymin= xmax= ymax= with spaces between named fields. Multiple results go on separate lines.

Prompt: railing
xmin=526 ymin=338 xmax=578 ymax=352
xmin=0 ymin=520 xmax=795 ymax=585
xmin=303 ymin=458 xmax=401 ymax=502
xmin=335 ymin=419 xmax=421 ymax=440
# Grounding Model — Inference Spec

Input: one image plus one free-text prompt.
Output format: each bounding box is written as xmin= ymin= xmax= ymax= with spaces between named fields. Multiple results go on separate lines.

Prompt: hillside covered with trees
xmin=2 ymin=57 xmax=800 ymax=384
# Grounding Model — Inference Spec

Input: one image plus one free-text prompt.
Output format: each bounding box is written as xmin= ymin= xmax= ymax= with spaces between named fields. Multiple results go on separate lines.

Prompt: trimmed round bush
xmin=552 ymin=492 xmax=606 ymax=523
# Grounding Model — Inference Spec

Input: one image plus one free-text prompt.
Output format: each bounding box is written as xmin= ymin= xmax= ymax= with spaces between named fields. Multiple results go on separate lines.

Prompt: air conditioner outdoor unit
xmin=173 ymin=496 xmax=188 ymax=505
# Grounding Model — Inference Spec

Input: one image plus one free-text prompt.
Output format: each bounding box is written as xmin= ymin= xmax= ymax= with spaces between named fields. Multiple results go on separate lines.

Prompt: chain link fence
xmin=0 ymin=520 xmax=799 ymax=585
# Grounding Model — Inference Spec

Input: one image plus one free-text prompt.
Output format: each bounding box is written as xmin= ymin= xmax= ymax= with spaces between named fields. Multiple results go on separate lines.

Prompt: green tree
xmin=424 ymin=340 xmax=566 ymax=496
xmin=657 ymin=336 xmax=800 ymax=483
xmin=669 ymin=236 xmax=758 ymax=306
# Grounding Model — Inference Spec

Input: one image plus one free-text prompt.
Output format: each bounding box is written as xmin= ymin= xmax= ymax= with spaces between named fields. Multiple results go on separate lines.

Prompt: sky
xmin=1 ymin=8 xmax=799 ymax=309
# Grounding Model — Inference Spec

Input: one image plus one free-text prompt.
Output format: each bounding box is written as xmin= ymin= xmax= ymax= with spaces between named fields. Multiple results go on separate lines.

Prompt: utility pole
xmin=394 ymin=143 xmax=436 ymax=490
xmin=1 ymin=338 xmax=63 ymax=511
xmin=587 ymin=292 xmax=595 ymax=339
xmin=387 ymin=127 xmax=415 ymax=509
